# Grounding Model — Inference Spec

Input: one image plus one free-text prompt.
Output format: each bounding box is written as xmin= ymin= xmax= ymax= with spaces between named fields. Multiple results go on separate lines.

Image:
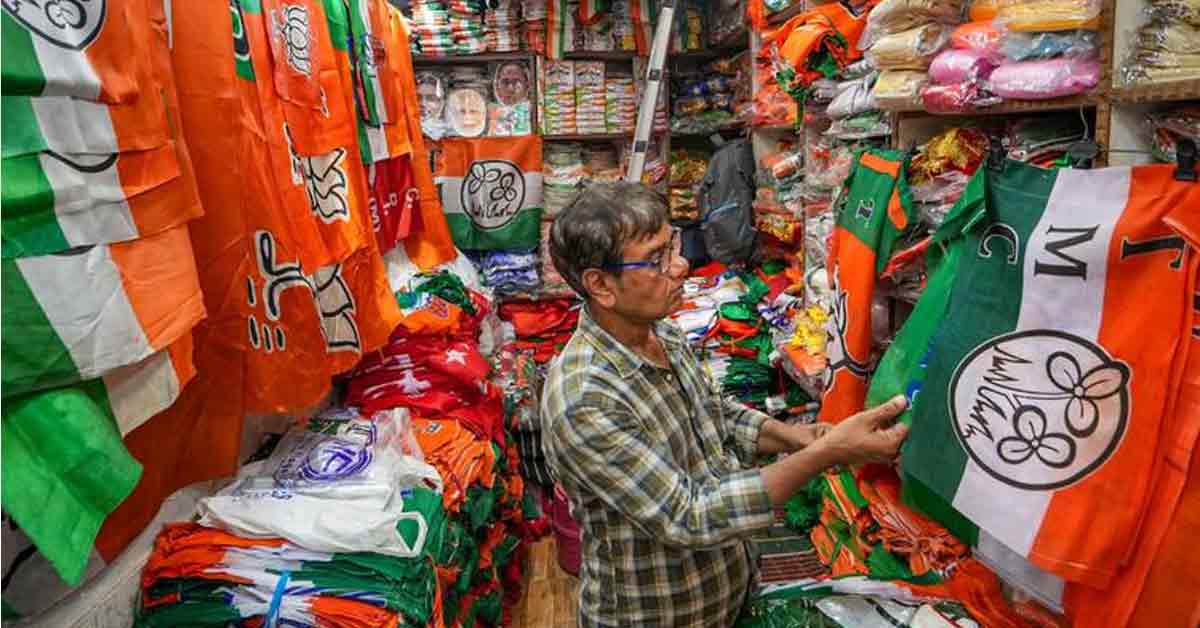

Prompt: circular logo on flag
xmin=3 ymin=0 xmax=107 ymax=50
xmin=461 ymin=159 xmax=525 ymax=231
xmin=949 ymin=329 xmax=1131 ymax=491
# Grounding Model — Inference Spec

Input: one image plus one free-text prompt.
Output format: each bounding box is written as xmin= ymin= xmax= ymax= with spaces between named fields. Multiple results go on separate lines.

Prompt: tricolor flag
xmin=1 ymin=224 xmax=205 ymax=399
xmin=433 ymin=136 xmax=543 ymax=252
xmin=819 ymin=149 xmax=915 ymax=424
xmin=0 ymin=0 xmax=151 ymax=104
xmin=0 ymin=332 xmax=195 ymax=586
xmin=903 ymin=160 xmax=1200 ymax=587
xmin=1 ymin=141 xmax=203 ymax=257
xmin=2 ymin=90 xmax=170 ymax=159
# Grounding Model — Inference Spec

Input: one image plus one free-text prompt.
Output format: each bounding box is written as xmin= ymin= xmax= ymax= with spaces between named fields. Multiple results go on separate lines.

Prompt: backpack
xmin=697 ymin=138 xmax=758 ymax=265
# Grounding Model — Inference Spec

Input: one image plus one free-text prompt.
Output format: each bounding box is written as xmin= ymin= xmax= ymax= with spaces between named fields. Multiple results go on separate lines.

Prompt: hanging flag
xmin=0 ymin=0 xmax=152 ymax=104
xmin=1 ymin=141 xmax=204 ymax=257
xmin=819 ymin=149 xmax=915 ymax=424
xmin=369 ymin=155 xmax=420 ymax=252
xmin=433 ymin=136 xmax=544 ymax=252
xmin=902 ymin=160 xmax=1200 ymax=587
xmin=1 ymin=224 xmax=205 ymax=399
xmin=575 ymin=0 xmax=611 ymax=26
xmin=395 ymin=10 xmax=458 ymax=270
xmin=0 ymin=332 xmax=195 ymax=586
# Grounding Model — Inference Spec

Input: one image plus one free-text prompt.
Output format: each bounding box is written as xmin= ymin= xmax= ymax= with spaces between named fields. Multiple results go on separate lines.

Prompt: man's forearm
xmin=755 ymin=418 xmax=796 ymax=455
xmin=759 ymin=440 xmax=836 ymax=506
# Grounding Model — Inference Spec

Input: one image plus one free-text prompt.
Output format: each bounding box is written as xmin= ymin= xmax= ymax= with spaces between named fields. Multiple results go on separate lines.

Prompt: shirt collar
xmin=578 ymin=305 xmax=685 ymax=378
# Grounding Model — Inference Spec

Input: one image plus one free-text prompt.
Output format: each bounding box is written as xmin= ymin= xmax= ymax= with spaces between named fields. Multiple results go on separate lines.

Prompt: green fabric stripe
xmin=2 ymin=95 xmax=47 ymax=158
xmin=323 ymin=0 xmax=352 ymax=52
xmin=902 ymin=164 xmax=1056 ymax=503
xmin=347 ymin=0 xmax=381 ymax=125
xmin=445 ymin=207 xmax=543 ymax=251
xmin=1 ymin=257 xmax=78 ymax=397
xmin=1 ymin=12 xmax=46 ymax=97
xmin=1 ymin=153 xmax=71 ymax=258
xmin=231 ymin=0 xmax=256 ymax=81
xmin=1 ymin=383 xmax=142 ymax=585
xmin=900 ymin=472 xmax=979 ymax=546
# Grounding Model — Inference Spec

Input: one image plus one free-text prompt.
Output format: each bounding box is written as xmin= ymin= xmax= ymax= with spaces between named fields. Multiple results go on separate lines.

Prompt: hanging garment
xmin=760 ymin=2 xmax=871 ymax=99
xmin=432 ymin=136 xmax=544 ymax=251
xmin=902 ymin=160 xmax=1200 ymax=587
xmin=818 ymin=149 xmax=916 ymax=425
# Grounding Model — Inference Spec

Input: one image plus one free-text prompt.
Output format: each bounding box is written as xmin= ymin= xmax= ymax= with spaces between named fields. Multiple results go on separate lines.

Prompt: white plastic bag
xmin=197 ymin=408 xmax=442 ymax=557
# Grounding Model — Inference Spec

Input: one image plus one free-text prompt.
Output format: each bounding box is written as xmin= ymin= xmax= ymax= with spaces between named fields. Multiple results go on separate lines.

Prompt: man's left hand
xmin=783 ymin=422 xmax=831 ymax=452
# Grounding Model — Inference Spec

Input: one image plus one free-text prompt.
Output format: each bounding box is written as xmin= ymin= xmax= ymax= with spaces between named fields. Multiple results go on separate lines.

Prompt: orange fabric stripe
xmin=1029 ymin=166 xmax=1200 ymax=586
xmin=818 ymin=228 xmax=874 ymax=424
xmin=84 ymin=0 xmax=154 ymax=104
xmin=858 ymin=152 xmax=902 ymax=178
xmin=122 ymin=140 xmax=205 ymax=238
xmin=109 ymin=225 xmax=206 ymax=349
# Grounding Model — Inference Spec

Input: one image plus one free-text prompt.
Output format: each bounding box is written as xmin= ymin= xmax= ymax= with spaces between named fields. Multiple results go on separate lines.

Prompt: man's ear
xmin=582 ymin=268 xmax=618 ymax=309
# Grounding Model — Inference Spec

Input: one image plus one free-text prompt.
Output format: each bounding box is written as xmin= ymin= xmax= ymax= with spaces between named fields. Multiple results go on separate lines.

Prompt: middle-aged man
xmin=540 ymin=182 xmax=910 ymax=628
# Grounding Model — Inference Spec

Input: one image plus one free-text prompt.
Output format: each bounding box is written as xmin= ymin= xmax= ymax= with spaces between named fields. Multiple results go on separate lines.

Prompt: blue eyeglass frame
xmin=600 ymin=227 xmax=682 ymax=274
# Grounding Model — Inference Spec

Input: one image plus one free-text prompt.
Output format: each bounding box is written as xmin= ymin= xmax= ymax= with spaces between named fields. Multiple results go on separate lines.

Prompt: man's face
xmin=417 ymin=81 xmax=444 ymax=119
xmin=495 ymin=64 xmax=529 ymax=105
xmin=448 ymin=89 xmax=486 ymax=135
xmin=607 ymin=224 xmax=688 ymax=323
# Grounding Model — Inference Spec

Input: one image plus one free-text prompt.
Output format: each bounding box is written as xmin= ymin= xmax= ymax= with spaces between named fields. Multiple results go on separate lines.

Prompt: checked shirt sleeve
xmin=719 ymin=396 xmax=770 ymax=466
xmin=547 ymin=400 xmax=774 ymax=549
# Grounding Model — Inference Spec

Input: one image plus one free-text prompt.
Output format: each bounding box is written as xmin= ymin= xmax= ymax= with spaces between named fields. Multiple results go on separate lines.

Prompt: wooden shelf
xmin=1110 ymin=79 xmax=1200 ymax=104
xmin=752 ymin=123 xmax=800 ymax=132
xmin=542 ymin=132 xmax=634 ymax=142
xmin=413 ymin=52 xmax=534 ymax=65
xmin=892 ymin=94 xmax=1103 ymax=118
xmin=563 ymin=50 xmax=640 ymax=61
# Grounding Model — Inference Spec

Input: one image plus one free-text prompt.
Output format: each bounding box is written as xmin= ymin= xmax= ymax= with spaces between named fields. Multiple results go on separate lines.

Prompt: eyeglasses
xmin=602 ymin=227 xmax=682 ymax=275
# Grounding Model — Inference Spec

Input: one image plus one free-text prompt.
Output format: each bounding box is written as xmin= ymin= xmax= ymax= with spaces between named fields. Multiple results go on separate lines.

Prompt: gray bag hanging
xmin=697 ymin=138 xmax=758 ymax=265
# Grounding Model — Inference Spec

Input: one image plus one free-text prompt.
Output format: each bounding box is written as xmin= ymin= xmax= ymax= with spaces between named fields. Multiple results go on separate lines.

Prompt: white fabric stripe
xmin=434 ymin=172 xmax=544 ymax=215
xmin=31 ymin=95 xmax=119 ymax=154
xmin=975 ymin=530 xmax=1065 ymax=613
xmin=353 ymin=0 xmax=389 ymax=125
xmin=953 ymin=167 xmax=1132 ymax=556
xmin=17 ymin=245 xmax=152 ymax=381
xmin=31 ymin=37 xmax=102 ymax=101
xmin=42 ymin=151 xmax=139 ymax=245
xmin=102 ymin=346 xmax=183 ymax=435
xmin=365 ymin=124 xmax=390 ymax=163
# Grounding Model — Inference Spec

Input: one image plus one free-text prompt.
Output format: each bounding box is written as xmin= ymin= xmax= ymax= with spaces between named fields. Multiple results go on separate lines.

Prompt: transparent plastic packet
xmin=929 ymin=48 xmax=997 ymax=84
xmin=859 ymin=0 xmax=965 ymax=51
xmin=993 ymin=0 xmax=1102 ymax=32
xmin=1147 ymin=0 xmax=1200 ymax=26
xmin=1001 ymin=29 xmax=1100 ymax=61
xmin=989 ymin=54 xmax=1100 ymax=99
xmin=871 ymin=70 xmax=928 ymax=110
xmin=1145 ymin=105 xmax=1200 ymax=162
xmin=866 ymin=23 xmax=953 ymax=70
xmin=950 ymin=21 xmax=1004 ymax=61
xmin=827 ymin=74 xmax=879 ymax=119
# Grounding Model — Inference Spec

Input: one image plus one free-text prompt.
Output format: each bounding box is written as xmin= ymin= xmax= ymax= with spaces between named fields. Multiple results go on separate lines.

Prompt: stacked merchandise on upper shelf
xmin=671 ymin=52 xmax=755 ymax=135
xmin=416 ymin=58 xmax=536 ymax=139
xmin=1117 ymin=0 xmax=1200 ymax=88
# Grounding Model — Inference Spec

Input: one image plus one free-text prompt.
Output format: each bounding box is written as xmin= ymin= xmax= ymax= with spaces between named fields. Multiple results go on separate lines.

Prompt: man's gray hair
xmin=549 ymin=182 xmax=668 ymax=298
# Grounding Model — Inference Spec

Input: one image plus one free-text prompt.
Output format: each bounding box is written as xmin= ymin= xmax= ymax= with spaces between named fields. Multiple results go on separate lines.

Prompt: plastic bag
xmin=1002 ymin=29 xmax=1099 ymax=61
xmin=1148 ymin=0 xmax=1200 ymax=26
xmin=988 ymin=56 xmax=1100 ymax=99
xmin=929 ymin=48 xmax=997 ymax=83
xmin=872 ymin=70 xmax=928 ymax=110
xmin=950 ymin=21 xmax=1003 ymax=59
xmin=859 ymin=0 xmax=965 ymax=51
xmin=994 ymin=0 xmax=1102 ymax=32
xmin=921 ymin=81 xmax=985 ymax=113
xmin=826 ymin=75 xmax=878 ymax=119
xmin=865 ymin=23 xmax=952 ymax=70
xmin=197 ymin=407 xmax=443 ymax=557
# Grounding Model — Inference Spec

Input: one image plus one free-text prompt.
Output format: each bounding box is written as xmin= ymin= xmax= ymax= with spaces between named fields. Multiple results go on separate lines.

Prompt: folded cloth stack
xmin=1122 ymin=0 xmax=1200 ymax=84
xmin=412 ymin=0 xmax=456 ymax=55
xmin=574 ymin=61 xmax=607 ymax=134
xmin=543 ymin=60 xmax=577 ymax=135
xmin=486 ymin=0 xmax=524 ymax=51
xmin=538 ymin=219 xmax=574 ymax=296
xmin=498 ymin=299 xmax=581 ymax=363
xmin=583 ymin=145 xmax=622 ymax=182
xmin=605 ymin=72 xmax=637 ymax=133
xmin=543 ymin=142 xmax=585 ymax=218
xmin=862 ymin=0 xmax=962 ymax=110
xmin=668 ymin=149 xmax=710 ymax=221
xmin=985 ymin=0 xmax=1102 ymax=99
xmin=470 ymin=249 xmax=542 ymax=296
xmin=1148 ymin=105 xmax=1200 ymax=162
xmin=523 ymin=0 xmax=548 ymax=52
xmin=449 ymin=0 xmax=488 ymax=54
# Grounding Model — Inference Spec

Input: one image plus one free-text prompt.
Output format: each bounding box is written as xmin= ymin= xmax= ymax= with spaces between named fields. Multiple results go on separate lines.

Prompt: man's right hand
xmin=815 ymin=395 xmax=910 ymax=466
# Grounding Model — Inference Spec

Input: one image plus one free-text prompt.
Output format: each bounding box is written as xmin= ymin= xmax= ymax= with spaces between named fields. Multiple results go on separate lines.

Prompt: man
xmin=541 ymin=182 xmax=910 ymax=628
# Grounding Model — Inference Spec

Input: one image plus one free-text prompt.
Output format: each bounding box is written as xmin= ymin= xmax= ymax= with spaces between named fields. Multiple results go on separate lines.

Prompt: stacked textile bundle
xmin=543 ymin=142 xmax=585 ymax=217
xmin=344 ymin=267 xmax=532 ymax=626
xmin=542 ymin=61 xmax=578 ymax=135
xmin=138 ymin=408 xmax=447 ymax=627
xmin=523 ymin=0 xmax=549 ymax=52
xmin=412 ymin=0 xmax=456 ymax=55
xmin=668 ymin=149 xmax=710 ymax=221
xmin=469 ymin=250 xmax=542 ymax=296
xmin=498 ymin=299 xmax=582 ymax=364
xmin=987 ymin=0 xmax=1102 ymax=99
xmin=574 ymin=61 xmax=608 ymax=134
xmin=450 ymin=0 xmax=489 ymax=54
xmin=919 ymin=19 xmax=1001 ymax=113
xmin=860 ymin=0 xmax=962 ymax=110
xmin=486 ymin=0 xmax=524 ymax=52
xmin=671 ymin=53 xmax=752 ymax=135
xmin=605 ymin=70 xmax=638 ymax=134
xmin=1122 ymin=0 xmax=1200 ymax=84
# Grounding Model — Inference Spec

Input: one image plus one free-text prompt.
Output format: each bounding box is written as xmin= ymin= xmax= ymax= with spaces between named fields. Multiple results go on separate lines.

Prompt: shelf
xmin=1110 ymin=79 xmax=1200 ymax=104
xmin=413 ymin=52 xmax=534 ymax=66
xmin=563 ymin=50 xmax=640 ymax=61
xmin=542 ymin=132 xmax=634 ymax=141
xmin=893 ymin=94 xmax=1103 ymax=118
xmin=752 ymin=123 xmax=800 ymax=132
xmin=671 ymin=124 xmax=748 ymax=138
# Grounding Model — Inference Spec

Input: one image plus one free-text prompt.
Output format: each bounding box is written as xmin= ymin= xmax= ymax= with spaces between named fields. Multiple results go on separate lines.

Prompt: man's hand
xmin=782 ymin=422 xmax=832 ymax=451
xmin=813 ymin=395 xmax=910 ymax=466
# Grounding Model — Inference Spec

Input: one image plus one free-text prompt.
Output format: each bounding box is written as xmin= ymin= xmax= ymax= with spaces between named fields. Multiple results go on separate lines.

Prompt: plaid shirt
xmin=541 ymin=307 xmax=775 ymax=628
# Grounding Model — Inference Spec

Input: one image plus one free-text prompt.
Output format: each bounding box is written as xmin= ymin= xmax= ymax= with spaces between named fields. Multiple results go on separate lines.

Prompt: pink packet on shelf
xmin=929 ymin=49 xmax=996 ymax=85
xmin=988 ymin=57 xmax=1100 ymax=100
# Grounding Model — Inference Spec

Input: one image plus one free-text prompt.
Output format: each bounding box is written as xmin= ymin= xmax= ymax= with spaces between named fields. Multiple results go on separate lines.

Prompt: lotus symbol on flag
xmin=276 ymin=4 xmax=313 ymax=76
xmin=3 ymin=0 xmax=105 ymax=50
xmin=950 ymin=330 xmax=1131 ymax=491
xmin=461 ymin=159 xmax=525 ymax=230
xmin=822 ymin=282 xmax=870 ymax=391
